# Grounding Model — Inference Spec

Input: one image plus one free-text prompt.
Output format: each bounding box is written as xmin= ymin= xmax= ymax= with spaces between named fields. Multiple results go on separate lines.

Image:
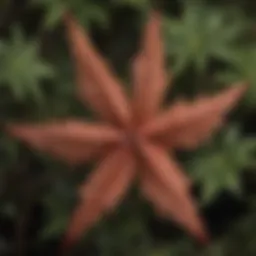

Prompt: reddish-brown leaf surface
xmin=6 ymin=10 xmax=247 ymax=251
xmin=132 ymin=11 xmax=167 ymax=124
xmin=62 ymin=147 xmax=136 ymax=248
xmin=7 ymin=120 xmax=121 ymax=164
xmin=64 ymin=13 xmax=131 ymax=127
xmin=141 ymin=83 xmax=247 ymax=149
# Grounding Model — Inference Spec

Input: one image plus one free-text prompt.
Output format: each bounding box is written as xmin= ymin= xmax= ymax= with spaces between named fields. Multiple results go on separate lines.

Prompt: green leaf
xmin=40 ymin=180 xmax=75 ymax=240
xmin=189 ymin=126 xmax=256 ymax=204
xmin=164 ymin=2 xmax=247 ymax=74
xmin=0 ymin=26 xmax=54 ymax=101
xmin=32 ymin=0 xmax=110 ymax=29
xmin=111 ymin=0 xmax=151 ymax=10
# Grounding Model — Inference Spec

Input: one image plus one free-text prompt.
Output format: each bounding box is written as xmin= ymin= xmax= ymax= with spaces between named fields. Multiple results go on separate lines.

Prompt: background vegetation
xmin=0 ymin=0 xmax=256 ymax=255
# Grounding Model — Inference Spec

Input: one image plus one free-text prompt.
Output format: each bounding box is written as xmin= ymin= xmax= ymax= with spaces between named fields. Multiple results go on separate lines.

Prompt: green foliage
xmin=32 ymin=0 xmax=66 ymax=28
xmin=94 ymin=207 xmax=151 ymax=256
xmin=199 ymin=204 xmax=256 ymax=256
xmin=218 ymin=47 xmax=256 ymax=105
xmin=190 ymin=127 xmax=256 ymax=204
xmin=164 ymin=2 xmax=247 ymax=74
xmin=32 ymin=0 xmax=109 ymax=29
xmin=111 ymin=0 xmax=151 ymax=10
xmin=0 ymin=0 xmax=256 ymax=255
xmin=0 ymin=26 xmax=54 ymax=101
xmin=40 ymin=179 xmax=75 ymax=239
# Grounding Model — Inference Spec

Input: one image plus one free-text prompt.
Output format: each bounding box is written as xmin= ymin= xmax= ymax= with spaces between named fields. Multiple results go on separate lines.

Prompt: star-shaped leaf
xmin=6 ymin=10 xmax=247 ymax=250
xmin=0 ymin=26 xmax=54 ymax=101
xmin=164 ymin=2 xmax=247 ymax=73
xmin=190 ymin=126 xmax=256 ymax=204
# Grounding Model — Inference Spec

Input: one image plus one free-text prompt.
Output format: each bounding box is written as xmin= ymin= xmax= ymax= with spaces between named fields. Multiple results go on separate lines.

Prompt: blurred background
xmin=0 ymin=0 xmax=256 ymax=255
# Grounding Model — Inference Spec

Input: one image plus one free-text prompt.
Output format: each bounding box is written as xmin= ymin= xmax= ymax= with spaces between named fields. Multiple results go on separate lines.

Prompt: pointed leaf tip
xmin=62 ymin=10 xmax=71 ymax=22
xmin=149 ymin=9 xmax=162 ymax=20
xmin=132 ymin=9 xmax=167 ymax=123
xmin=192 ymin=221 xmax=210 ymax=245
xmin=63 ymin=11 xmax=79 ymax=30
xmin=5 ymin=121 xmax=122 ymax=164
xmin=62 ymin=148 xmax=135 ymax=248
xmin=198 ymin=232 xmax=211 ymax=246
xmin=142 ymin=81 xmax=248 ymax=149
xmin=64 ymin=10 xmax=131 ymax=126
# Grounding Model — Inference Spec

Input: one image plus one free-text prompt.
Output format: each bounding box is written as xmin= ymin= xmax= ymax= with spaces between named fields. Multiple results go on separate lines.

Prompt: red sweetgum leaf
xmin=6 ymin=9 xmax=247 ymax=252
